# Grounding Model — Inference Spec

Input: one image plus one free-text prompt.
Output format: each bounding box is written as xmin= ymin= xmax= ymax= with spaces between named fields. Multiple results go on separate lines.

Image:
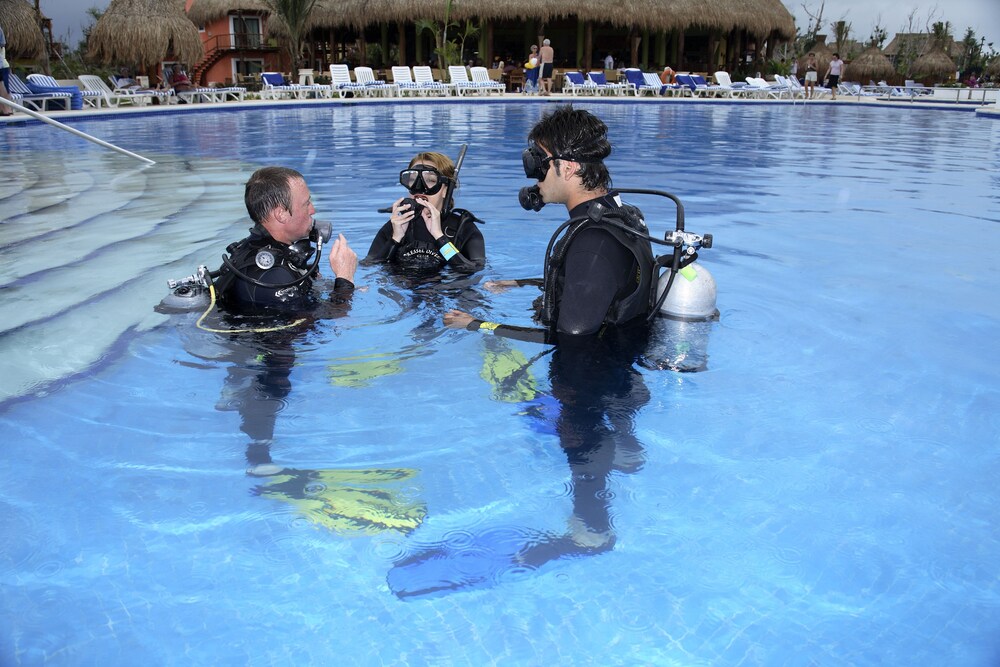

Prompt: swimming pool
xmin=2 ymin=101 xmax=999 ymax=664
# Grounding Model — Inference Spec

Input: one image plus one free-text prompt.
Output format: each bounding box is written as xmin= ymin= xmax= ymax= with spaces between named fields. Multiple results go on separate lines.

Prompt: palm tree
xmin=262 ymin=0 xmax=319 ymax=72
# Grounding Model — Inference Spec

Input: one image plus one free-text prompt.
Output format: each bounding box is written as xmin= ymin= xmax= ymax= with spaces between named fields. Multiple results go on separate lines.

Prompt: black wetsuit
xmin=365 ymin=208 xmax=485 ymax=274
xmin=468 ymin=193 xmax=653 ymax=344
xmin=214 ymin=224 xmax=354 ymax=316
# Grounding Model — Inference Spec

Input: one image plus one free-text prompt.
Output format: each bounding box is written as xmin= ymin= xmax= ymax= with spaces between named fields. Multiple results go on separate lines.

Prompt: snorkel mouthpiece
xmin=519 ymin=185 xmax=545 ymax=211
xmin=312 ymin=220 xmax=333 ymax=244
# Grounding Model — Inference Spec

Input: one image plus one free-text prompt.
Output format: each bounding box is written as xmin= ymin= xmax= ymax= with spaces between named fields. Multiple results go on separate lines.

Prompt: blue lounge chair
xmin=25 ymin=73 xmax=85 ymax=110
xmin=562 ymin=72 xmax=598 ymax=96
xmin=6 ymin=73 xmax=74 ymax=111
xmin=622 ymin=69 xmax=662 ymax=96
xmin=260 ymin=72 xmax=299 ymax=100
xmin=587 ymin=71 xmax=625 ymax=95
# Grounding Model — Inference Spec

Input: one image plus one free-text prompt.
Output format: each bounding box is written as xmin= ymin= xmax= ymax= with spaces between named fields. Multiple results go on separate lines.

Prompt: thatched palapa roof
xmin=798 ymin=33 xmax=833 ymax=76
xmin=89 ymin=0 xmax=205 ymax=68
xmin=850 ymin=46 xmax=894 ymax=83
xmin=185 ymin=0 xmax=271 ymax=27
xmin=912 ymin=46 xmax=956 ymax=79
xmin=193 ymin=0 xmax=795 ymax=40
xmin=0 ymin=0 xmax=46 ymax=58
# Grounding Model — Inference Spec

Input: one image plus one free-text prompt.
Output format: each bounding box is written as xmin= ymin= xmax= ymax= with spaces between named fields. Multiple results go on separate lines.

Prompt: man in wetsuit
xmin=443 ymin=104 xmax=654 ymax=343
xmin=215 ymin=166 xmax=357 ymax=314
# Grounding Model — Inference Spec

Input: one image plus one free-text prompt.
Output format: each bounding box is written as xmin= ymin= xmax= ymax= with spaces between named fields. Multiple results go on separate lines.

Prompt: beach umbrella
xmin=89 ymin=0 xmax=205 ymax=71
xmin=0 ymin=0 xmax=46 ymax=58
xmin=912 ymin=46 xmax=956 ymax=81
xmin=850 ymin=45 xmax=894 ymax=83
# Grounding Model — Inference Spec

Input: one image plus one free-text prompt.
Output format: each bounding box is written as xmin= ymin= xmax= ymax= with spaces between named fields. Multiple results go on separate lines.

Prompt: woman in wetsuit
xmin=365 ymin=152 xmax=485 ymax=274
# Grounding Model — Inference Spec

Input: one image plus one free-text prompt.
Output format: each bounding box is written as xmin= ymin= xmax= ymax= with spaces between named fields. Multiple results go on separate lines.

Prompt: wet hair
xmin=528 ymin=104 xmax=612 ymax=191
xmin=408 ymin=151 xmax=456 ymax=180
xmin=244 ymin=166 xmax=304 ymax=224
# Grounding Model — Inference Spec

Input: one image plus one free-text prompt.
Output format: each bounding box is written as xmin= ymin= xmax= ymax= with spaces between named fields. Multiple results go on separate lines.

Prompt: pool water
xmin=1 ymin=101 xmax=999 ymax=665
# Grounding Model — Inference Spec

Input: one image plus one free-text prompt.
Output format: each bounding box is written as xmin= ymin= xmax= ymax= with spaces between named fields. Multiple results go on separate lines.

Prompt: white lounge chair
xmin=447 ymin=66 xmax=483 ymax=96
xmin=328 ymin=64 xmax=368 ymax=98
xmin=413 ymin=66 xmax=452 ymax=96
xmin=390 ymin=67 xmax=424 ymax=97
xmin=354 ymin=67 xmax=397 ymax=97
xmin=470 ymin=67 xmax=505 ymax=95
xmin=79 ymin=74 xmax=157 ymax=107
xmin=713 ymin=71 xmax=752 ymax=98
xmin=108 ymin=74 xmax=174 ymax=103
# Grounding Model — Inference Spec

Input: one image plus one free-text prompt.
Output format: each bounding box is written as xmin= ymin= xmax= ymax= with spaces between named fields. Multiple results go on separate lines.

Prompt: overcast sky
xmin=39 ymin=0 xmax=1000 ymax=56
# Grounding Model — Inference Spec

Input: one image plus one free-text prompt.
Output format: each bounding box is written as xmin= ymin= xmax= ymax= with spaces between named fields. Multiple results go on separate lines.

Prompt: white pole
xmin=0 ymin=98 xmax=156 ymax=165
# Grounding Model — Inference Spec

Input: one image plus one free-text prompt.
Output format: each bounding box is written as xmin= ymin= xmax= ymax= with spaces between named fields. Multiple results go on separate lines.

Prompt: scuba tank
xmin=521 ymin=185 xmax=717 ymax=324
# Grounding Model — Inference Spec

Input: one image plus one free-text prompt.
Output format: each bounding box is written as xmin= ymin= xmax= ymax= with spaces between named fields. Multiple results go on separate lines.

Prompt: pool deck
xmin=3 ymin=92 xmax=999 ymax=125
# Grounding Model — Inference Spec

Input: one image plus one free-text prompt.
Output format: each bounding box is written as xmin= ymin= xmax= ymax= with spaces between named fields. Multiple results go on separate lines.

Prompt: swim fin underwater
xmin=254 ymin=468 xmax=426 ymax=535
xmin=386 ymin=523 xmax=616 ymax=599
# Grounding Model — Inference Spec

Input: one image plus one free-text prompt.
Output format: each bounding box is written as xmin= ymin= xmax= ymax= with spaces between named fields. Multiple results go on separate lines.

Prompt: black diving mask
xmin=522 ymin=143 xmax=574 ymax=181
xmin=400 ymin=166 xmax=449 ymax=196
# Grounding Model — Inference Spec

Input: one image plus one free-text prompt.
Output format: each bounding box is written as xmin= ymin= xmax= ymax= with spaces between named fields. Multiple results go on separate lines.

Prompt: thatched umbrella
xmin=986 ymin=58 xmax=1000 ymax=79
xmin=850 ymin=46 xmax=894 ymax=84
xmin=89 ymin=0 xmax=205 ymax=71
xmin=912 ymin=46 xmax=956 ymax=81
xmin=0 ymin=0 xmax=46 ymax=58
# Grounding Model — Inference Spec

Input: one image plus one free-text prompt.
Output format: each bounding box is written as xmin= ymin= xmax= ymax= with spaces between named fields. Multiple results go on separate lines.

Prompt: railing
xmin=857 ymin=84 xmax=999 ymax=105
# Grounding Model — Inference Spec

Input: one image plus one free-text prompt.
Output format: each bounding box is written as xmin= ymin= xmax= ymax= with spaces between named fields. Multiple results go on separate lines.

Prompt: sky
xmin=38 ymin=0 xmax=1000 ymax=56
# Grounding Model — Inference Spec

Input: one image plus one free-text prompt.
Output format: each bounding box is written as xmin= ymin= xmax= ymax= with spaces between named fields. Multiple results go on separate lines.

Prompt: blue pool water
xmin=2 ymin=101 xmax=999 ymax=665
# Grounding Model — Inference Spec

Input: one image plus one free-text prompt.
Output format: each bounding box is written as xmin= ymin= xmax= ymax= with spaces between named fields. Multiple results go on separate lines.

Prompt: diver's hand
xmin=484 ymin=279 xmax=519 ymax=294
xmin=390 ymin=198 xmax=416 ymax=242
xmin=328 ymin=234 xmax=357 ymax=282
xmin=444 ymin=309 xmax=475 ymax=329
xmin=420 ymin=198 xmax=444 ymax=239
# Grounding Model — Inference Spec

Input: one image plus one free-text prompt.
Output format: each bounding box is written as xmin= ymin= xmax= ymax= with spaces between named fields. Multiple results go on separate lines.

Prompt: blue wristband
xmin=439 ymin=242 xmax=459 ymax=261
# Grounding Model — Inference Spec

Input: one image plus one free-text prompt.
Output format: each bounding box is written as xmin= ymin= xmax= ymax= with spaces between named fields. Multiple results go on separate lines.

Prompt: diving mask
xmin=399 ymin=166 xmax=449 ymax=196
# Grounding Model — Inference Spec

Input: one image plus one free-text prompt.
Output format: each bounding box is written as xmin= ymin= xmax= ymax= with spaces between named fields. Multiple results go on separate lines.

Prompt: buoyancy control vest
xmin=213 ymin=225 xmax=318 ymax=311
xmin=396 ymin=208 xmax=479 ymax=270
xmin=540 ymin=203 xmax=655 ymax=329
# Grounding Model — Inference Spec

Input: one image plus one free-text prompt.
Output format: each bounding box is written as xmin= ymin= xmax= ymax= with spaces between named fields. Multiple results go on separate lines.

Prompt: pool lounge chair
xmin=690 ymin=74 xmax=730 ymax=97
xmin=587 ymin=71 xmax=626 ymax=95
xmin=713 ymin=71 xmax=752 ymax=97
xmin=744 ymin=76 xmax=788 ymax=99
xmin=8 ymin=73 xmax=74 ymax=111
xmin=562 ymin=72 xmax=599 ymax=96
xmin=390 ymin=67 xmax=424 ymax=97
xmin=108 ymin=74 xmax=174 ymax=103
xmin=643 ymin=72 xmax=684 ymax=96
xmin=622 ymin=69 xmax=658 ymax=96
xmin=674 ymin=74 xmax=718 ymax=97
xmin=447 ymin=66 xmax=484 ymax=96
xmin=329 ymin=64 xmax=368 ymax=98
xmin=470 ymin=67 xmax=505 ymax=95
xmin=25 ymin=73 xmax=88 ymax=110
xmin=354 ymin=67 xmax=398 ymax=97
xmin=79 ymin=74 xmax=159 ymax=107
xmin=413 ymin=66 xmax=453 ymax=96
xmin=259 ymin=72 xmax=305 ymax=100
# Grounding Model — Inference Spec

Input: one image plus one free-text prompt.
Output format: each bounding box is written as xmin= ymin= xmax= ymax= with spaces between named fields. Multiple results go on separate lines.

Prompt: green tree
xmin=262 ymin=0 xmax=319 ymax=72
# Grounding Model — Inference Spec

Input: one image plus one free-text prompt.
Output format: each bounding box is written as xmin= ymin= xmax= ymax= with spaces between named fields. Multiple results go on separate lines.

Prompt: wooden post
xmin=584 ymin=22 xmax=593 ymax=70
xmin=398 ymin=24 xmax=407 ymax=66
